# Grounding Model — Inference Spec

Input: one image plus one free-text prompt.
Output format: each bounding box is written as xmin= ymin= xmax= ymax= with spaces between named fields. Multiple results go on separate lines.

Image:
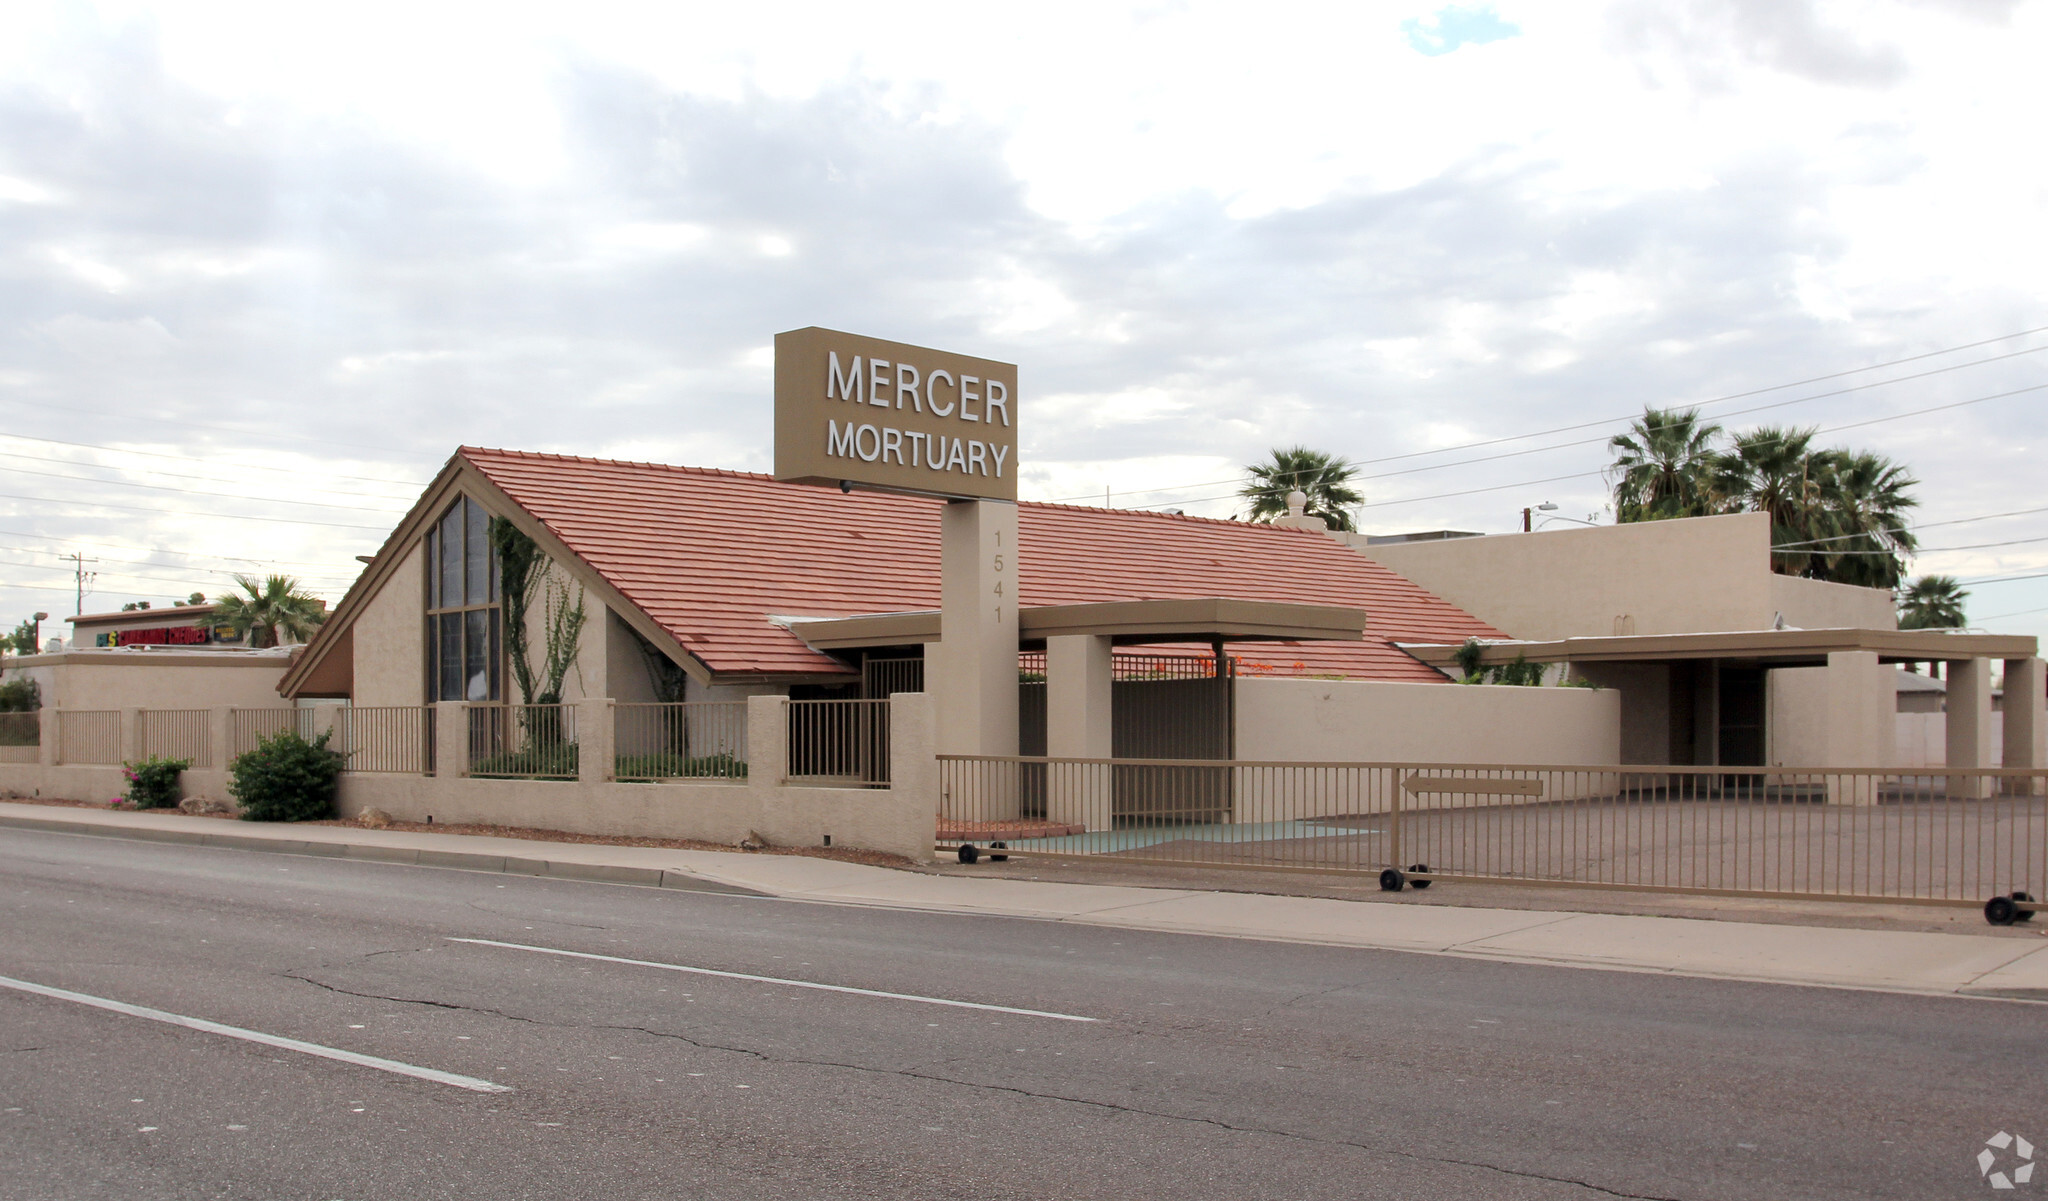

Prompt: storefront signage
xmin=774 ymin=327 xmax=1018 ymax=501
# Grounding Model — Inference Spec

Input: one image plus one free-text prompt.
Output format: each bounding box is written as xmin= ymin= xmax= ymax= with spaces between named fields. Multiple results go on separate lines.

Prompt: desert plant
xmin=213 ymin=574 xmax=326 ymax=647
xmin=1898 ymin=575 xmax=1969 ymax=630
xmin=1607 ymin=406 xmax=1723 ymax=522
xmin=1241 ymin=446 xmax=1364 ymax=531
xmin=122 ymin=755 xmax=191 ymax=809
xmin=229 ymin=729 xmax=345 ymax=822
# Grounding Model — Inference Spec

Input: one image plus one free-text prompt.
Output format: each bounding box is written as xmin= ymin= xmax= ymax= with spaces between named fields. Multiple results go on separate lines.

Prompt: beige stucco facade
xmin=1235 ymin=676 xmax=1620 ymax=766
xmin=1 ymin=650 xmax=293 ymax=711
xmin=1347 ymin=512 xmax=1895 ymax=640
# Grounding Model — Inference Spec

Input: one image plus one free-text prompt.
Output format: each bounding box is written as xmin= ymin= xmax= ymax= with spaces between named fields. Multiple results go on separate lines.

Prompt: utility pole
xmin=66 ymin=553 xmax=98 ymax=616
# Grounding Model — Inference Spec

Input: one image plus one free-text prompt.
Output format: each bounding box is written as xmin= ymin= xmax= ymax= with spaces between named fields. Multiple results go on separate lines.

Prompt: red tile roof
xmin=461 ymin=447 xmax=1503 ymax=683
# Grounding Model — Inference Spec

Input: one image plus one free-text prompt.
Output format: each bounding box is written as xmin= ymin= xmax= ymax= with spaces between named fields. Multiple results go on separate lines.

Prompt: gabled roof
xmin=464 ymin=447 xmax=1499 ymax=682
xmin=283 ymin=447 xmax=1506 ymax=694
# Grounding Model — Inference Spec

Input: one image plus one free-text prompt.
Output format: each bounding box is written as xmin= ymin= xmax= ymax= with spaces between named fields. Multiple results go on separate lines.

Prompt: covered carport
xmin=1402 ymin=628 xmax=2044 ymax=780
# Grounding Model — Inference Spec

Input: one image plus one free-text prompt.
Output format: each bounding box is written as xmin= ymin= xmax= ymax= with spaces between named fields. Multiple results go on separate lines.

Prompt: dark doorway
xmin=1717 ymin=665 xmax=1767 ymax=768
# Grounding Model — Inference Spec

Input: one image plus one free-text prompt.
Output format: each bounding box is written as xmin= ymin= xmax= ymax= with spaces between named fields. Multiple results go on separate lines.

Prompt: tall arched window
xmin=424 ymin=496 xmax=499 ymax=701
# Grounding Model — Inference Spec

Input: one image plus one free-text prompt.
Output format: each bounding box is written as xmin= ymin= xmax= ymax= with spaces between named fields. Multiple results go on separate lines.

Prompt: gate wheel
xmin=957 ymin=843 xmax=980 ymax=865
xmin=1408 ymin=864 xmax=1432 ymax=891
xmin=1986 ymin=895 xmax=2018 ymax=926
xmin=1379 ymin=868 xmax=1407 ymax=892
xmin=2014 ymin=891 xmax=2037 ymax=923
xmin=990 ymin=841 xmax=1009 ymax=863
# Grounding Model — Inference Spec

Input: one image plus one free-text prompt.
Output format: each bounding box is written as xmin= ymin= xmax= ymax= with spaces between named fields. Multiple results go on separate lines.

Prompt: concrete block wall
xmin=0 ymin=696 xmax=943 ymax=863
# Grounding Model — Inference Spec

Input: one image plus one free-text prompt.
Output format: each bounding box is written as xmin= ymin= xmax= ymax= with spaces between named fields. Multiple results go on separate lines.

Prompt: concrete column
xmin=1045 ymin=634 xmax=1113 ymax=831
xmin=747 ymin=695 xmax=788 ymax=783
xmin=888 ymin=692 xmax=939 ymax=863
xmin=1947 ymin=658 xmax=1994 ymax=799
xmin=932 ymin=499 xmax=1019 ymax=757
xmin=37 ymin=707 xmax=56 ymax=768
xmin=1822 ymin=651 xmax=1887 ymax=804
xmin=2002 ymin=657 xmax=2045 ymax=793
xmin=578 ymin=698 xmax=613 ymax=784
xmin=121 ymin=707 xmax=144 ymax=764
xmin=432 ymin=700 xmax=469 ymax=778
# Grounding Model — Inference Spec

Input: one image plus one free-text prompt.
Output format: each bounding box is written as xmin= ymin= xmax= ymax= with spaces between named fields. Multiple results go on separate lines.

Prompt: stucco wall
xmin=353 ymin=542 xmax=425 ymax=707
xmin=1768 ymin=574 xmax=1897 ymax=631
xmin=1236 ymin=677 xmax=1620 ymax=764
xmin=2 ymin=653 xmax=289 ymax=710
xmin=1350 ymin=512 xmax=1895 ymax=641
xmin=1351 ymin=513 xmax=1775 ymax=639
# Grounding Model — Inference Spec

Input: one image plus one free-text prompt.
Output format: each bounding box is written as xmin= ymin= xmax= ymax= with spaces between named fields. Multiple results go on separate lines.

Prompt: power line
xmin=0 ymin=438 xmax=421 ymax=495
xmin=1776 ymin=503 xmax=2048 ymax=550
xmin=1036 ymin=322 xmax=2048 ymax=504
xmin=0 ymin=490 xmax=395 ymax=532
xmin=1352 ymin=346 xmax=2048 ymax=483
xmin=0 ymin=432 xmax=428 ymax=491
xmin=0 ymin=548 xmax=356 ymax=587
xmin=1809 ymin=535 xmax=2048 ymax=556
xmin=0 ymin=527 xmax=362 ymax=571
xmin=0 ymin=461 xmax=413 ymax=514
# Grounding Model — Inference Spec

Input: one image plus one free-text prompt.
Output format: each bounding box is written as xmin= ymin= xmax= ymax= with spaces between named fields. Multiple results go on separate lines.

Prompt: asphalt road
xmin=0 ymin=828 xmax=2042 ymax=1200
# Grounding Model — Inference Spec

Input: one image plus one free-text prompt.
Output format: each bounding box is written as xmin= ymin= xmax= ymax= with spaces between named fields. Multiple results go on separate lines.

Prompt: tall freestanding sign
xmin=774 ymin=327 xmax=1019 ymax=759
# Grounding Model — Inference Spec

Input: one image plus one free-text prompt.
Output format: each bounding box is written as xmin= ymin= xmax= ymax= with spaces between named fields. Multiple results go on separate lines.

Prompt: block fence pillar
xmin=888 ymin=691 xmax=939 ymax=863
xmin=37 ymin=707 xmax=57 ymax=768
xmin=747 ymin=695 xmax=788 ymax=783
xmin=121 ymin=707 xmax=144 ymax=764
xmin=208 ymin=707 xmax=231 ymax=774
xmin=578 ymin=698 xmax=613 ymax=784
xmin=432 ymin=701 xmax=469 ymax=778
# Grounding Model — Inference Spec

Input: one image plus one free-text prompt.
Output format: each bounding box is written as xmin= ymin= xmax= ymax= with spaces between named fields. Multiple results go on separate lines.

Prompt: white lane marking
xmin=449 ymin=938 xmax=1097 ymax=1023
xmin=0 ymin=974 xmax=510 ymax=1093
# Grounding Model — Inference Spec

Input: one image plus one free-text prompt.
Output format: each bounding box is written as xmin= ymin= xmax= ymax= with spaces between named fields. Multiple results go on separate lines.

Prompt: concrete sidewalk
xmin=6 ymin=801 xmax=2048 ymax=1002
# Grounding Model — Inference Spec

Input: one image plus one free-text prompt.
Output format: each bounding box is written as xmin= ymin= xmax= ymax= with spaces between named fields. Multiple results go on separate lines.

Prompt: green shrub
xmin=471 ymin=739 xmax=579 ymax=779
xmin=122 ymin=756 xmax=191 ymax=809
xmin=0 ymin=676 xmax=39 ymax=713
xmin=614 ymin=751 xmax=747 ymax=780
xmin=229 ymin=729 xmax=344 ymax=822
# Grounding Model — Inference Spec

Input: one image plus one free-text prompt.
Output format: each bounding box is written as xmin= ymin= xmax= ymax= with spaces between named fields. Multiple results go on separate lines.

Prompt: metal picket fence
xmin=468 ymin=704 xmax=579 ymax=779
xmin=786 ymin=699 xmax=890 ymax=785
xmin=56 ymin=710 xmax=122 ymax=765
xmin=0 ymin=711 xmax=38 ymax=763
xmin=937 ymin=757 xmax=2048 ymax=917
xmin=140 ymin=709 xmax=212 ymax=768
xmin=614 ymin=702 xmax=747 ymax=781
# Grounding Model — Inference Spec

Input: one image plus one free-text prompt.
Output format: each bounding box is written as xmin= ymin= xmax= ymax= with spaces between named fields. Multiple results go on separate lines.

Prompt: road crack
xmin=283 ymin=970 xmax=1679 ymax=1199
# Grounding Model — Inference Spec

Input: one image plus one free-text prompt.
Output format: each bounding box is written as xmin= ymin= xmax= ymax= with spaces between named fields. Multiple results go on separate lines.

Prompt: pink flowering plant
xmin=121 ymin=756 xmax=192 ymax=809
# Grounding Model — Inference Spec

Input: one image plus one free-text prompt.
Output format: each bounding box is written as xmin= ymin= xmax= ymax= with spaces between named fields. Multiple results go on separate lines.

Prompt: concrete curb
xmin=8 ymin=805 xmax=2048 ymax=1003
xmin=0 ymin=812 xmax=766 ymax=897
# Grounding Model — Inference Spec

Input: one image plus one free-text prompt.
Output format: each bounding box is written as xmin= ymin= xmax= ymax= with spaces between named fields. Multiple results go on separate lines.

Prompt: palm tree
xmin=1898 ymin=575 xmax=1968 ymax=630
xmin=1241 ymin=447 xmax=1364 ymax=532
xmin=1607 ymin=406 xmax=1723 ymax=522
xmin=212 ymin=574 xmax=326 ymax=648
xmin=1808 ymin=450 xmax=1919 ymax=588
xmin=1710 ymin=426 xmax=1829 ymax=575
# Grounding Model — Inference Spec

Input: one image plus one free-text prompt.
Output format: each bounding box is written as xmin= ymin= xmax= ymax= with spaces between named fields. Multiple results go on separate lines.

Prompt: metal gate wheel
xmin=1408 ymin=864 xmax=1432 ymax=890
xmin=1379 ymin=868 xmax=1407 ymax=892
xmin=957 ymin=843 xmax=980 ymax=865
xmin=1986 ymin=895 xmax=2019 ymax=925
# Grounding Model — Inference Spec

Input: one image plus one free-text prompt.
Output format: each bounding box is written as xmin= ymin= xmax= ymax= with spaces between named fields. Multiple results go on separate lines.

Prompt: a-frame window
xmin=424 ymin=495 xmax=500 ymax=702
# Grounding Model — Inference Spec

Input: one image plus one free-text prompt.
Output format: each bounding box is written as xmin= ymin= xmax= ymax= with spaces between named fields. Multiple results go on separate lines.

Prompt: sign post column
xmin=934 ymin=498 xmax=1019 ymax=759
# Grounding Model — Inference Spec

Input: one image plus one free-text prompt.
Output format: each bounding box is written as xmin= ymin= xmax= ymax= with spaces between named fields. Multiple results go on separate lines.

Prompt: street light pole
xmin=1521 ymin=501 xmax=1558 ymax=532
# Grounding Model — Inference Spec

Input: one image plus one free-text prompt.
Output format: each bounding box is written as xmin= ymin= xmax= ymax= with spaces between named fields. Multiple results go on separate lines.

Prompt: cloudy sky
xmin=3 ymin=0 xmax=2046 ymax=645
